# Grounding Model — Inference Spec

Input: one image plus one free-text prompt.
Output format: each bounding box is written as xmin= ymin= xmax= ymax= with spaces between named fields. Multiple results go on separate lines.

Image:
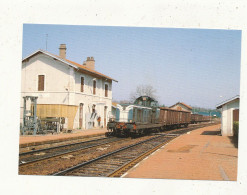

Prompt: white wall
xmin=221 ymin=99 xmax=239 ymax=136
xmin=73 ymin=70 xmax=112 ymax=129
xmin=21 ymin=53 xmax=113 ymax=129
xmin=21 ymin=53 xmax=72 ymax=106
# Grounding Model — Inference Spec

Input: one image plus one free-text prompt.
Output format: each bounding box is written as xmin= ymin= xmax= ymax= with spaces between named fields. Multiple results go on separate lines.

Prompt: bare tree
xmin=130 ymin=84 xmax=158 ymax=102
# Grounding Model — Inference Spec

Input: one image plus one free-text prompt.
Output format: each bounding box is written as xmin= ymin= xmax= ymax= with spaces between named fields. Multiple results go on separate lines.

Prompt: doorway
xmin=79 ymin=103 xmax=83 ymax=129
xmin=104 ymin=106 xmax=107 ymax=127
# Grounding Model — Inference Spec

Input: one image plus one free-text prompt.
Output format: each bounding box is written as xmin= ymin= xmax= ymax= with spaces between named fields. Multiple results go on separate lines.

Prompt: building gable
xmin=22 ymin=49 xmax=118 ymax=82
xmin=169 ymin=102 xmax=192 ymax=112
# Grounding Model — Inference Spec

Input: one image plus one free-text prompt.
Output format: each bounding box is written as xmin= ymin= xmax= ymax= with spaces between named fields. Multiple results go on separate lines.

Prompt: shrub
xmin=233 ymin=121 xmax=239 ymax=137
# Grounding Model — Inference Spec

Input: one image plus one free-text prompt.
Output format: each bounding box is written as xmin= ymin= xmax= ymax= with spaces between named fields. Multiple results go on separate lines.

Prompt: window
xmin=81 ymin=77 xmax=84 ymax=92
xmin=105 ymin=84 xmax=108 ymax=97
xmin=38 ymin=75 xmax=45 ymax=91
xmin=93 ymin=80 xmax=96 ymax=95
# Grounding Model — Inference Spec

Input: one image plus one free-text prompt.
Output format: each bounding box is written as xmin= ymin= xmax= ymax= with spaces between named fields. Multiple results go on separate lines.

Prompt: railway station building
xmin=169 ymin=102 xmax=192 ymax=113
xmin=21 ymin=44 xmax=117 ymax=130
xmin=216 ymin=95 xmax=240 ymax=136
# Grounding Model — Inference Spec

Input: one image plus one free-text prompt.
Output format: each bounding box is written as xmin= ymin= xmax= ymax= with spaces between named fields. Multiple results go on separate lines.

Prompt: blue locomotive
xmin=106 ymin=96 xmax=162 ymax=137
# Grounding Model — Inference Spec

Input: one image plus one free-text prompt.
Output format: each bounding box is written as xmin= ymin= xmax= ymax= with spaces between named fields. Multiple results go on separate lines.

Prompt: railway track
xmin=53 ymin=134 xmax=177 ymax=177
xmin=19 ymin=122 xmax=215 ymax=176
xmin=53 ymin=123 xmax=213 ymax=177
xmin=19 ymin=135 xmax=106 ymax=153
xmin=19 ymin=137 xmax=121 ymax=166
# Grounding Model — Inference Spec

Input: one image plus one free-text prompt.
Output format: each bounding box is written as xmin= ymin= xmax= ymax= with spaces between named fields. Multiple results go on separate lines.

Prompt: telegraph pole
xmin=46 ymin=34 xmax=48 ymax=50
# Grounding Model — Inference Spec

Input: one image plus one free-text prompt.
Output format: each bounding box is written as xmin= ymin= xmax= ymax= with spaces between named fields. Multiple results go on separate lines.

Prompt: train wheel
xmin=130 ymin=133 xmax=136 ymax=139
xmin=125 ymin=131 xmax=130 ymax=138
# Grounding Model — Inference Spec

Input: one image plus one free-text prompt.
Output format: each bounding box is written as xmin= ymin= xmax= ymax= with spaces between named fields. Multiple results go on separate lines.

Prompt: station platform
xmin=19 ymin=128 xmax=107 ymax=147
xmin=123 ymin=124 xmax=238 ymax=181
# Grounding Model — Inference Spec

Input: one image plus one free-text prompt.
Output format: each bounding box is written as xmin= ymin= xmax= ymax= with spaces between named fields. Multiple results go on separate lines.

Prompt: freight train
xmin=106 ymin=96 xmax=210 ymax=137
xmin=191 ymin=114 xmax=210 ymax=124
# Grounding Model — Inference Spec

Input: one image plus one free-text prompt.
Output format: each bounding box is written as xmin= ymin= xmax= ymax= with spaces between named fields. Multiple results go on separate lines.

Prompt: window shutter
xmin=93 ymin=80 xmax=96 ymax=94
xmin=81 ymin=77 xmax=84 ymax=92
xmin=38 ymin=75 xmax=44 ymax=91
xmin=105 ymin=84 xmax=108 ymax=97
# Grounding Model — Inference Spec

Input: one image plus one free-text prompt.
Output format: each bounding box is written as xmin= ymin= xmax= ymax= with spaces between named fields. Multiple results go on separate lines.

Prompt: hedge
xmin=233 ymin=121 xmax=239 ymax=137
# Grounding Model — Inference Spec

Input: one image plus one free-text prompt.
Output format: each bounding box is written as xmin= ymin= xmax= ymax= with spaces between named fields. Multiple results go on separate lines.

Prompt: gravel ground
xmin=19 ymin=135 xmax=156 ymax=175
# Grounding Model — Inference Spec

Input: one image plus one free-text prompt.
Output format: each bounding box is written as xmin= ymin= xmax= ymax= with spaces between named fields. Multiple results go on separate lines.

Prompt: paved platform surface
xmin=124 ymin=124 xmax=238 ymax=181
xmin=19 ymin=128 xmax=107 ymax=147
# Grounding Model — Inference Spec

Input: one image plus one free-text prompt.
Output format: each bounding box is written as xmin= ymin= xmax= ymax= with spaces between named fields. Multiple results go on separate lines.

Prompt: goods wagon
xmin=191 ymin=114 xmax=211 ymax=123
xmin=159 ymin=107 xmax=191 ymax=129
xmin=202 ymin=115 xmax=211 ymax=122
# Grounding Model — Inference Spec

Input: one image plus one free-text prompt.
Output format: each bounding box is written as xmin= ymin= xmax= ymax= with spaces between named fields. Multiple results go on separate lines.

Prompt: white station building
xmin=216 ymin=95 xmax=240 ymax=136
xmin=21 ymin=44 xmax=117 ymax=130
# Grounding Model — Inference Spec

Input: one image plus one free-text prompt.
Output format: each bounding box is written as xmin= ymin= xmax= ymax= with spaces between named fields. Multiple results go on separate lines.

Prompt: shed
xmin=216 ymin=95 xmax=240 ymax=136
xmin=169 ymin=102 xmax=192 ymax=113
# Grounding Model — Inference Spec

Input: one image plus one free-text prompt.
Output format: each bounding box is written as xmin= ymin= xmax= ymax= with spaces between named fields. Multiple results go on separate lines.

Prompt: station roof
xmin=22 ymin=49 xmax=118 ymax=82
xmin=216 ymin=95 xmax=240 ymax=109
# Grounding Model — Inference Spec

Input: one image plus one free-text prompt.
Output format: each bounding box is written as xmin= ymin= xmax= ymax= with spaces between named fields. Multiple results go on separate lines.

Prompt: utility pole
xmin=46 ymin=34 xmax=48 ymax=50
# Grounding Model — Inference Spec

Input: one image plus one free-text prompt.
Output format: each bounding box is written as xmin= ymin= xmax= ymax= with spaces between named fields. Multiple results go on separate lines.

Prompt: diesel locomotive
xmin=106 ymin=96 xmax=161 ymax=137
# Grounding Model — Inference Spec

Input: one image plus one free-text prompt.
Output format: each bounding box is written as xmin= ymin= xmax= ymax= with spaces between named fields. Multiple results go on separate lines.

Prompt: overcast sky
xmin=22 ymin=24 xmax=241 ymax=109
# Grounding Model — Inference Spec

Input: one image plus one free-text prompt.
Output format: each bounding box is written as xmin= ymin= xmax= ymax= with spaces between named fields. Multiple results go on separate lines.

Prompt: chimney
xmin=59 ymin=44 xmax=67 ymax=59
xmin=83 ymin=56 xmax=95 ymax=70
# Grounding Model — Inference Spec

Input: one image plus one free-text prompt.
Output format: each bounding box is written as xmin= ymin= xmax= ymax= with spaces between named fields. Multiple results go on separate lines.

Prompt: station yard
xmin=19 ymin=123 xmax=238 ymax=180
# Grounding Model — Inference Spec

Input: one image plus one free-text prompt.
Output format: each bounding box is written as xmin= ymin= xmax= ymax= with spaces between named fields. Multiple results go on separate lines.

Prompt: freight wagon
xmin=191 ymin=114 xmax=211 ymax=123
xmin=159 ymin=107 xmax=191 ymax=129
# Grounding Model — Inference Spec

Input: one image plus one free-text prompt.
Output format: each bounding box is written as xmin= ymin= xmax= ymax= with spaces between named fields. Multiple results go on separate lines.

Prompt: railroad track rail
xmin=19 ymin=137 xmax=122 ymax=166
xmin=19 ymin=135 xmax=106 ymax=153
xmin=53 ymin=122 xmax=215 ymax=177
xmin=53 ymin=134 xmax=177 ymax=177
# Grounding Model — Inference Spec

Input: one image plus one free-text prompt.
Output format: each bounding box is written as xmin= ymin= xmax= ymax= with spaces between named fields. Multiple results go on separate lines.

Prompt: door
xmin=233 ymin=109 xmax=239 ymax=122
xmin=79 ymin=103 xmax=83 ymax=129
xmin=104 ymin=106 xmax=107 ymax=127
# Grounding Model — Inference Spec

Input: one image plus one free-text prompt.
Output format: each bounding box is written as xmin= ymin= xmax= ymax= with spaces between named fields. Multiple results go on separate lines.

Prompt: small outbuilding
xmin=169 ymin=102 xmax=192 ymax=113
xmin=216 ymin=95 xmax=240 ymax=136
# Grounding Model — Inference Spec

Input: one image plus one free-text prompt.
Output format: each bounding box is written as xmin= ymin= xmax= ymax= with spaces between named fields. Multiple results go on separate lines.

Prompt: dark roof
xmin=22 ymin=49 xmax=118 ymax=82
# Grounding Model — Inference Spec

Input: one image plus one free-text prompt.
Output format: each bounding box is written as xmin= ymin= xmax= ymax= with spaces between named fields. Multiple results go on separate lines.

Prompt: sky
xmin=22 ymin=24 xmax=241 ymax=109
